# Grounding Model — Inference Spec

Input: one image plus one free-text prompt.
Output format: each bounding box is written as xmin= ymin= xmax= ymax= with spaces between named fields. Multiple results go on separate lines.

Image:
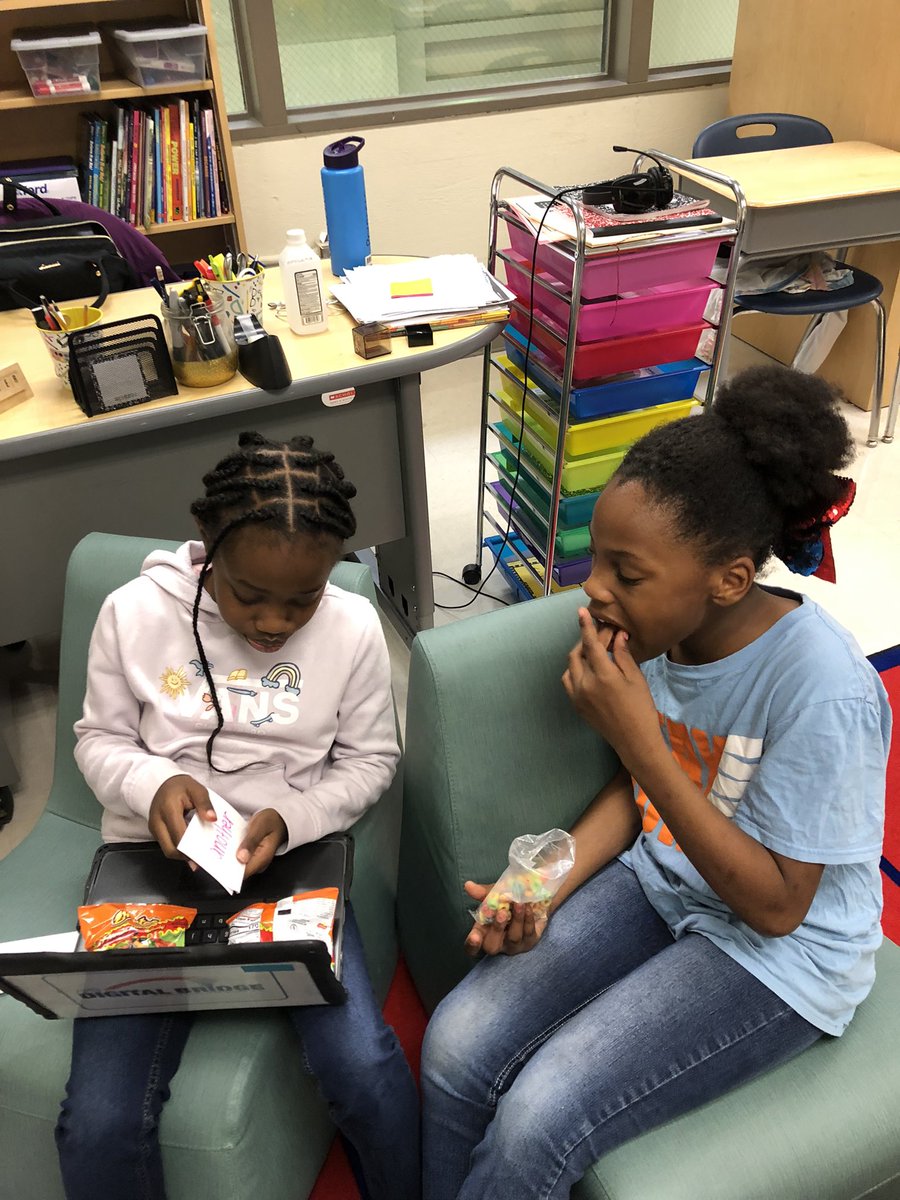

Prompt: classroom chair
xmin=693 ymin=113 xmax=888 ymax=447
xmin=398 ymin=591 xmax=900 ymax=1199
xmin=885 ymin=352 xmax=900 ymax=444
xmin=0 ymin=533 xmax=403 ymax=1200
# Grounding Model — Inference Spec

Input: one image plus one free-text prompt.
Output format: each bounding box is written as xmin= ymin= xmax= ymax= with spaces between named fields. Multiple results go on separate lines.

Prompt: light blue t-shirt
xmin=624 ymin=589 xmax=890 ymax=1036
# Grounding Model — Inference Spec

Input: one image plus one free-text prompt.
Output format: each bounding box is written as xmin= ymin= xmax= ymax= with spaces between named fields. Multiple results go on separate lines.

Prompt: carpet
xmin=309 ymin=648 xmax=900 ymax=1199
xmin=872 ymin=646 xmax=900 ymax=945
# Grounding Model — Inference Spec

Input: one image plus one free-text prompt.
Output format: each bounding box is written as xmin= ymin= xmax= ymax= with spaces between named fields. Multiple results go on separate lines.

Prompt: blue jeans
xmin=422 ymin=861 xmax=822 ymax=1200
xmin=56 ymin=909 xmax=420 ymax=1200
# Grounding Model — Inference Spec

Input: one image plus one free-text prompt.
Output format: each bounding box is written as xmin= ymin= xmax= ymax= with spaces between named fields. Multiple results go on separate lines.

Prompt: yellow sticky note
xmin=390 ymin=277 xmax=433 ymax=299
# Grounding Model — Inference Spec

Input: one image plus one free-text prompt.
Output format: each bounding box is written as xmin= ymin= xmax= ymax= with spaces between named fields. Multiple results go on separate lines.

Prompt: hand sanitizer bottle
xmin=278 ymin=229 xmax=328 ymax=335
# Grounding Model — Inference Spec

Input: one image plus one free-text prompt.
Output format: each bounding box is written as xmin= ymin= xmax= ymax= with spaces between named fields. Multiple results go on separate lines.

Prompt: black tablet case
xmin=0 ymin=834 xmax=352 ymax=1020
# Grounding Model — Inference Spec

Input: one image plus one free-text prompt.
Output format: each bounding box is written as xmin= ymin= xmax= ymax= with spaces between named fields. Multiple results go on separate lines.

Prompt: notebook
xmin=0 ymin=834 xmax=352 ymax=1020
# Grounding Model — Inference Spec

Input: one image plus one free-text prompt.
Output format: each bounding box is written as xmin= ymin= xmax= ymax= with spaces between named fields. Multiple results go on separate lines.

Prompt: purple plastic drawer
xmin=507 ymin=223 xmax=725 ymax=300
xmin=501 ymin=250 xmax=718 ymax=342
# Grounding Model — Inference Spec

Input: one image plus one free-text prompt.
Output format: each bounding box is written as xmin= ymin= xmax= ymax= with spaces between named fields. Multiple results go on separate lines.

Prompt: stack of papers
xmin=331 ymin=255 xmax=513 ymax=328
xmin=506 ymin=195 xmax=733 ymax=253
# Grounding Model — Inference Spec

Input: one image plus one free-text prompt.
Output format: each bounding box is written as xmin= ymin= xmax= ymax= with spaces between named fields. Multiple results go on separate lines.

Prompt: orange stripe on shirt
xmin=633 ymin=717 xmax=727 ymax=852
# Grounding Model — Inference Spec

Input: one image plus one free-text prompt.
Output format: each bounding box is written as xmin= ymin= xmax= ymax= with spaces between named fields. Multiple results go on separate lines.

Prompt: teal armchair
xmin=398 ymin=591 xmax=900 ymax=1200
xmin=0 ymin=533 xmax=403 ymax=1200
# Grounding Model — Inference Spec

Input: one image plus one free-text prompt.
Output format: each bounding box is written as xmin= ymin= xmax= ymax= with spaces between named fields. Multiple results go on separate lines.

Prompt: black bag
xmin=0 ymin=178 xmax=138 ymax=312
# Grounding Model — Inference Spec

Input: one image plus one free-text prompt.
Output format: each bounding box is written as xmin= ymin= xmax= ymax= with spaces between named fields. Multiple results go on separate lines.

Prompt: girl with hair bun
xmin=422 ymin=366 xmax=890 ymax=1200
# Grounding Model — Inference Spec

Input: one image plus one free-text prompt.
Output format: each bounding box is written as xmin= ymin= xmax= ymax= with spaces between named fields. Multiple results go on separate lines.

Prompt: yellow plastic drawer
xmin=496 ymin=356 xmax=695 ymax=457
xmin=493 ymin=418 xmax=628 ymax=493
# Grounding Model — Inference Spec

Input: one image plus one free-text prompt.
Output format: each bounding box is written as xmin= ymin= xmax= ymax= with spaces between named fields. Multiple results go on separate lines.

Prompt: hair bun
xmin=711 ymin=365 xmax=853 ymax=516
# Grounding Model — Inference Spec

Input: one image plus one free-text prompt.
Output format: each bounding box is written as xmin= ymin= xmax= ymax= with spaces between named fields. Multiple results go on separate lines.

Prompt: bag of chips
xmin=227 ymin=901 xmax=276 ymax=944
xmin=228 ymin=888 xmax=339 ymax=963
xmin=78 ymin=903 xmax=197 ymax=951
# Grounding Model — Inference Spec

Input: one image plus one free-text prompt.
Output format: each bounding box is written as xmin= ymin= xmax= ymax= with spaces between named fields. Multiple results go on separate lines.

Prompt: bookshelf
xmin=0 ymin=0 xmax=245 ymax=263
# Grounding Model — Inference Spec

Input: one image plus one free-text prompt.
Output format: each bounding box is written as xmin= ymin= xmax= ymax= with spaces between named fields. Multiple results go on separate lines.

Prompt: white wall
xmin=233 ymin=83 xmax=729 ymax=260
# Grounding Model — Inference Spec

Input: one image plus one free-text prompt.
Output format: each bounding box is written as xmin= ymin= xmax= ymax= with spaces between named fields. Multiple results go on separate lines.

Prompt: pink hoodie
xmin=74 ymin=541 xmax=399 ymax=849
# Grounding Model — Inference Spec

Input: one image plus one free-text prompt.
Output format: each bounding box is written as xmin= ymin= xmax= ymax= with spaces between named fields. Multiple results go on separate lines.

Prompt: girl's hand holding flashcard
xmin=236 ymin=809 xmax=288 ymax=881
xmin=562 ymin=609 xmax=663 ymax=776
xmin=149 ymin=774 xmax=217 ymax=862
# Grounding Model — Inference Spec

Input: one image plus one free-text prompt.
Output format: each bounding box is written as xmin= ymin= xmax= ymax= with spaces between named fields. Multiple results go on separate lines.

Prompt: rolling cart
xmin=464 ymin=163 xmax=737 ymax=600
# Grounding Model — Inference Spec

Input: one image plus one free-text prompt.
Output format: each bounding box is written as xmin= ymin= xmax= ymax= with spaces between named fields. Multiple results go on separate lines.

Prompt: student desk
xmin=0 ymin=268 xmax=503 ymax=645
xmin=647 ymin=141 xmax=900 ymax=435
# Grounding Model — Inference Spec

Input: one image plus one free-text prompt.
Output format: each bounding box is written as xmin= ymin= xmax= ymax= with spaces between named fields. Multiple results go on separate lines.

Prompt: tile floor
xmin=2 ymin=337 xmax=898 ymax=863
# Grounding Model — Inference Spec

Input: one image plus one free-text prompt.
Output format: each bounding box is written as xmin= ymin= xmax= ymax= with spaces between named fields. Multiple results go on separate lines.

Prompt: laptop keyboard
xmin=185 ymin=913 xmax=231 ymax=945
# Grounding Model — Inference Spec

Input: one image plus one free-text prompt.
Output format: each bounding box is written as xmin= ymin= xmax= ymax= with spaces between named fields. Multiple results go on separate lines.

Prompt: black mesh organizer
xmin=68 ymin=314 xmax=177 ymax=417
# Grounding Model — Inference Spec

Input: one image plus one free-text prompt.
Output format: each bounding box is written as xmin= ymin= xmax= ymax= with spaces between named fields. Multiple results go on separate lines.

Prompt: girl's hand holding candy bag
xmin=465 ymin=829 xmax=575 ymax=958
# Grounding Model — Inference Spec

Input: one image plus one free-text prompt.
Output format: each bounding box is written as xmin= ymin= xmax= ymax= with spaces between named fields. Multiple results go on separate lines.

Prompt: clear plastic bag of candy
xmin=474 ymin=828 xmax=576 ymax=926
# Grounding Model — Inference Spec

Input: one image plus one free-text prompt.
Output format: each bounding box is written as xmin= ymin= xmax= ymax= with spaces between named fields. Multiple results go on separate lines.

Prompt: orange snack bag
xmin=227 ymin=901 xmax=276 ymax=944
xmin=78 ymin=903 xmax=197 ymax=951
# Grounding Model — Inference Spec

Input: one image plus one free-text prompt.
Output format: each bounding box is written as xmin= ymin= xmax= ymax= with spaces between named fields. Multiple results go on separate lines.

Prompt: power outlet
xmin=0 ymin=362 xmax=32 ymax=414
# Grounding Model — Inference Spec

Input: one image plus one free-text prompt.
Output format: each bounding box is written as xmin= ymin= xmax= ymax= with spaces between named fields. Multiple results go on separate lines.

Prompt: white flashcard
xmin=177 ymin=790 xmax=248 ymax=894
xmin=0 ymin=931 xmax=80 ymax=955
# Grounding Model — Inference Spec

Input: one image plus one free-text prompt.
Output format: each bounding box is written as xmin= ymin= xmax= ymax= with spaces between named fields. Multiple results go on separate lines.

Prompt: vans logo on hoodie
xmin=159 ymin=662 xmax=304 ymax=727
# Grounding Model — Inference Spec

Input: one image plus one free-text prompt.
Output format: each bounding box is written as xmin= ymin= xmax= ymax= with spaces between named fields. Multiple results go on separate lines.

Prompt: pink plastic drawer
xmin=501 ymin=250 xmax=718 ymax=341
xmin=507 ymin=223 xmax=725 ymax=300
xmin=508 ymin=307 xmax=709 ymax=384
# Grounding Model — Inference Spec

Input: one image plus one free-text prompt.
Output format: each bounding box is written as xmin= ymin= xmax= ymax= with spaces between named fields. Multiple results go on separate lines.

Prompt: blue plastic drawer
xmin=504 ymin=327 xmax=708 ymax=421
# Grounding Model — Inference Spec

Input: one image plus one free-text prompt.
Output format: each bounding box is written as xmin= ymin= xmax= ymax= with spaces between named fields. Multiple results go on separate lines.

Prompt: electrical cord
xmin=458 ymin=182 xmax=597 ymax=608
xmin=432 ymin=570 xmax=510 ymax=609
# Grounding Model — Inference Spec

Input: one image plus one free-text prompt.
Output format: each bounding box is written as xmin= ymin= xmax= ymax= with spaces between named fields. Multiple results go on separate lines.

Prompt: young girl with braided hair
xmin=422 ymin=366 xmax=891 ymax=1200
xmin=58 ymin=432 xmax=420 ymax=1200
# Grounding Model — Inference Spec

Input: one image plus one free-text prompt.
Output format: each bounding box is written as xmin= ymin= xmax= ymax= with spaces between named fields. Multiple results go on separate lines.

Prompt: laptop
xmin=0 ymin=834 xmax=352 ymax=1020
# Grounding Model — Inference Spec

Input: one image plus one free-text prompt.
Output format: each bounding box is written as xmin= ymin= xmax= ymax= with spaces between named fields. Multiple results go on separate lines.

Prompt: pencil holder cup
xmin=203 ymin=268 xmax=265 ymax=323
xmin=160 ymin=297 xmax=238 ymax=388
xmin=37 ymin=305 xmax=103 ymax=387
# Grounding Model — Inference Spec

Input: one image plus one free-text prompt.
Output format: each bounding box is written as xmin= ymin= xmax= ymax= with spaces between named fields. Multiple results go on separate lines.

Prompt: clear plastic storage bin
xmin=11 ymin=28 xmax=101 ymax=98
xmin=110 ymin=24 xmax=208 ymax=87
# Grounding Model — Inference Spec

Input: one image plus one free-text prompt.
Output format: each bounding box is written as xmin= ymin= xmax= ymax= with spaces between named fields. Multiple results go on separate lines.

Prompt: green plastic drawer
xmin=492 ymin=419 xmax=628 ymax=493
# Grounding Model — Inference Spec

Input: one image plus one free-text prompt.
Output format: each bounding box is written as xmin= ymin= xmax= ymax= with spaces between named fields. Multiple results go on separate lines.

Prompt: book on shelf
xmin=0 ymin=155 xmax=82 ymax=202
xmin=77 ymin=97 xmax=229 ymax=229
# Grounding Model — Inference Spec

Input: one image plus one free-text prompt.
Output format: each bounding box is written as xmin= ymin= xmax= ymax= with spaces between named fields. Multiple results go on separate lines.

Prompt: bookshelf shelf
xmin=143 ymin=214 xmax=236 ymax=236
xmin=0 ymin=0 xmax=245 ymax=261
xmin=0 ymin=78 xmax=214 ymax=112
xmin=1 ymin=0 xmax=99 ymax=8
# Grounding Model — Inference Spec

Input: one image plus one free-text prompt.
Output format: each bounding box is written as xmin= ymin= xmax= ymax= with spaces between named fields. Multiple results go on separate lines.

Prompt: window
xmin=213 ymin=0 xmax=734 ymax=139
xmin=274 ymin=0 xmax=609 ymax=109
xmin=211 ymin=0 xmax=246 ymax=115
xmin=649 ymin=0 xmax=739 ymax=69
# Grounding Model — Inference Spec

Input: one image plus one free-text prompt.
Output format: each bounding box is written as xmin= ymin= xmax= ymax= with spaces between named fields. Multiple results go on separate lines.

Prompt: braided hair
xmin=189 ymin=431 xmax=358 ymax=771
xmin=612 ymin=365 xmax=854 ymax=571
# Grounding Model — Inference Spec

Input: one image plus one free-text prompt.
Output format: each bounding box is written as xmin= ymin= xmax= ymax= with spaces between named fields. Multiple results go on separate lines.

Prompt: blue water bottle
xmin=321 ymin=136 xmax=371 ymax=277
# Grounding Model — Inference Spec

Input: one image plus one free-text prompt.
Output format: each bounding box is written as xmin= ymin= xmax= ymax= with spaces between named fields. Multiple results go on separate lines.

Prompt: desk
xmin=0 ymin=267 xmax=502 ymax=644
xmin=648 ymin=142 xmax=900 ymax=438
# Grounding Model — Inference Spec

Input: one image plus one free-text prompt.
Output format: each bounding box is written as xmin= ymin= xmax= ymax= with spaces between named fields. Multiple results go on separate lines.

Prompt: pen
xmin=384 ymin=309 xmax=509 ymax=336
xmin=152 ymin=265 xmax=169 ymax=302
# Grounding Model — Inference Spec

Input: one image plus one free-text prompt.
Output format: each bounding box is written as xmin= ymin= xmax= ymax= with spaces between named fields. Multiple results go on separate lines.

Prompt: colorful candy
xmin=474 ymin=829 xmax=576 ymax=927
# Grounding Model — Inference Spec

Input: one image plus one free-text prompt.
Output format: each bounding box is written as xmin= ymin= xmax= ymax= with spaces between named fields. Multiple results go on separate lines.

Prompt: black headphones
xmin=581 ymin=146 xmax=674 ymax=214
